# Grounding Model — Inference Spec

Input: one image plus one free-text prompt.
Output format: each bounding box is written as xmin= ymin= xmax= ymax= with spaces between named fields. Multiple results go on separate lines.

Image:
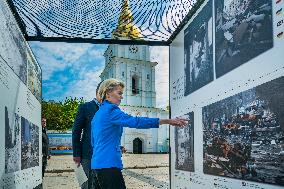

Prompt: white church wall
xmin=119 ymin=106 xmax=169 ymax=153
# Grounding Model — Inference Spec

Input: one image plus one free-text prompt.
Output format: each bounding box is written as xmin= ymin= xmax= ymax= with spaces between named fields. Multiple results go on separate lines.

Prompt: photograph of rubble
xmin=5 ymin=106 xmax=21 ymax=173
xmin=21 ymin=117 xmax=39 ymax=170
xmin=184 ymin=0 xmax=213 ymax=96
xmin=203 ymin=76 xmax=284 ymax=186
xmin=215 ymin=0 xmax=273 ymax=78
xmin=175 ymin=112 xmax=194 ymax=172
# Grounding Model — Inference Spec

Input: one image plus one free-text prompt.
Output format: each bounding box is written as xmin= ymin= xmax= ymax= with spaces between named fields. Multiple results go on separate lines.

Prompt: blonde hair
xmin=98 ymin=78 xmax=125 ymax=101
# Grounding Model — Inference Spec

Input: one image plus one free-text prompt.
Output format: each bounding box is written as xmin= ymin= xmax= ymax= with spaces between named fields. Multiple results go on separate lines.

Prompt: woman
xmin=91 ymin=78 xmax=188 ymax=189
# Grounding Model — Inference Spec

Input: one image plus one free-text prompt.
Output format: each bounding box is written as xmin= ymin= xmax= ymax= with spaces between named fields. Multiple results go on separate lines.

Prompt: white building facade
xmin=100 ymin=43 xmax=169 ymax=153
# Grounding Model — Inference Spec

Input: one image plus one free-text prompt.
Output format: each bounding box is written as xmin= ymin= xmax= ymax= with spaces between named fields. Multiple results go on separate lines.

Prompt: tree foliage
xmin=42 ymin=97 xmax=85 ymax=131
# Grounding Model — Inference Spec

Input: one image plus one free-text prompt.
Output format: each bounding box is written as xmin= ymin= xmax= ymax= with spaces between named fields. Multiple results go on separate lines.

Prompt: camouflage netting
xmin=9 ymin=0 xmax=200 ymax=44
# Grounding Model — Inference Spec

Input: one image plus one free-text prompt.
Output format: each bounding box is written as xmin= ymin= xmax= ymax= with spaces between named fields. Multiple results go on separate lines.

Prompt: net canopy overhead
xmin=9 ymin=0 xmax=199 ymax=44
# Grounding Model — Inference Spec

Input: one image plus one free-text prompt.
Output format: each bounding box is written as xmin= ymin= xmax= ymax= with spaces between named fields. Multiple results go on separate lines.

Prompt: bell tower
xmin=100 ymin=0 xmax=169 ymax=154
xmin=100 ymin=0 xmax=157 ymax=108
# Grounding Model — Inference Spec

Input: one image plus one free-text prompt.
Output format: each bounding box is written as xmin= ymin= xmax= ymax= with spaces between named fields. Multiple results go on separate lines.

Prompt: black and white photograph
xmin=215 ymin=0 xmax=273 ymax=78
xmin=203 ymin=76 xmax=284 ymax=186
xmin=0 ymin=0 xmax=27 ymax=84
xmin=27 ymin=49 xmax=42 ymax=101
xmin=175 ymin=112 xmax=194 ymax=172
xmin=5 ymin=106 xmax=21 ymax=173
xmin=21 ymin=117 xmax=39 ymax=170
xmin=184 ymin=0 xmax=213 ymax=96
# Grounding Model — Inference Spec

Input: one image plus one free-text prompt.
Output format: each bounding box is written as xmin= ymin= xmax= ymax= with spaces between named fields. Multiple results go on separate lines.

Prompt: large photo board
xmin=203 ymin=77 xmax=284 ymax=186
xmin=0 ymin=1 xmax=42 ymax=188
xmin=170 ymin=0 xmax=284 ymax=188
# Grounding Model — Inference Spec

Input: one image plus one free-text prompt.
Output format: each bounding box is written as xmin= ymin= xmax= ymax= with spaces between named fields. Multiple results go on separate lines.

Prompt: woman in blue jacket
xmin=91 ymin=78 xmax=188 ymax=189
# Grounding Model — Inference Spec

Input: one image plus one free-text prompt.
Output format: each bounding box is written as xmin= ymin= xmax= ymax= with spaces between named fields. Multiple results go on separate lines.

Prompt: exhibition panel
xmin=0 ymin=0 xmax=42 ymax=188
xmin=170 ymin=0 xmax=284 ymax=188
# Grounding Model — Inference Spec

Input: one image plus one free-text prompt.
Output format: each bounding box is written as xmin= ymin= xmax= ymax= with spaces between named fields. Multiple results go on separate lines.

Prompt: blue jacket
xmin=72 ymin=100 xmax=99 ymax=159
xmin=91 ymin=100 xmax=159 ymax=169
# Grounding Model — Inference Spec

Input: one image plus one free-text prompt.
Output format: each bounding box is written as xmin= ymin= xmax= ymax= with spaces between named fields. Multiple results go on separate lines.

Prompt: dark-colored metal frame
xmin=6 ymin=0 xmax=205 ymax=46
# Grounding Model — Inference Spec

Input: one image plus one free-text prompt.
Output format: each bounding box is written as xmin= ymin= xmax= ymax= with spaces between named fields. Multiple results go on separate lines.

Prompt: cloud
xmin=150 ymin=46 xmax=169 ymax=109
xmin=62 ymin=66 xmax=104 ymax=101
xmin=30 ymin=42 xmax=106 ymax=101
xmin=30 ymin=42 xmax=169 ymax=108
xmin=29 ymin=42 xmax=105 ymax=80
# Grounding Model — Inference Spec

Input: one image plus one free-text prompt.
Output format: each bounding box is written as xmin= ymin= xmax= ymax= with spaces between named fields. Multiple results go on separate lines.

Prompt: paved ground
xmin=43 ymin=154 xmax=169 ymax=189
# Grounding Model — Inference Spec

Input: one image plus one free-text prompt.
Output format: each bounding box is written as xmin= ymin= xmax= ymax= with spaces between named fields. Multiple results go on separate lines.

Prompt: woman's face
xmin=106 ymin=86 xmax=124 ymax=105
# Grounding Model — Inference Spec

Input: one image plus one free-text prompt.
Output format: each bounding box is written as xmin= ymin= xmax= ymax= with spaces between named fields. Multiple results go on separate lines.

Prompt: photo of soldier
xmin=203 ymin=76 xmax=284 ymax=186
xmin=215 ymin=0 xmax=273 ymax=78
xmin=184 ymin=0 xmax=213 ymax=96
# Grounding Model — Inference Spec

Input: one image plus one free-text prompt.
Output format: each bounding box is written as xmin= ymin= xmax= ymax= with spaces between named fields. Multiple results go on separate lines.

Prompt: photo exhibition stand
xmin=169 ymin=0 xmax=284 ymax=189
xmin=0 ymin=0 xmax=42 ymax=188
xmin=1 ymin=0 xmax=284 ymax=188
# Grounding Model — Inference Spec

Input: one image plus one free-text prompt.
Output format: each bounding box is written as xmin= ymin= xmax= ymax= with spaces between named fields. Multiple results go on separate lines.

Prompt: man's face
xmin=42 ymin=118 xmax=47 ymax=128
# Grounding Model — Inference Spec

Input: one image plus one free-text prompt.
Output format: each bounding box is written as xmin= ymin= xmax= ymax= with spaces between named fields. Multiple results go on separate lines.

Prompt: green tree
xmin=42 ymin=97 xmax=85 ymax=131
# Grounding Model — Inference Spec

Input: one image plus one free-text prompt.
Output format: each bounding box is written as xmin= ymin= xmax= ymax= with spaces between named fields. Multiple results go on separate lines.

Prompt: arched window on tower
xmin=132 ymin=76 xmax=139 ymax=95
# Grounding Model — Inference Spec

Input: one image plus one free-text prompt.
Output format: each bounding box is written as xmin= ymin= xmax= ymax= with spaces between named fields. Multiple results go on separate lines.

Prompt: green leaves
xmin=42 ymin=97 xmax=85 ymax=131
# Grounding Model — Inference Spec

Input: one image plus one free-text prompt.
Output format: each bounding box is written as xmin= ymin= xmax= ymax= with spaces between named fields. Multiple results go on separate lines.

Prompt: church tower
xmin=100 ymin=0 xmax=169 ymax=153
xmin=100 ymin=42 xmax=157 ymax=108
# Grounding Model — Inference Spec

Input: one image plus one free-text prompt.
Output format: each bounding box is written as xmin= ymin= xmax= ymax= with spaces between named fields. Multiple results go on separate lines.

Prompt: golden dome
xmin=112 ymin=0 xmax=142 ymax=39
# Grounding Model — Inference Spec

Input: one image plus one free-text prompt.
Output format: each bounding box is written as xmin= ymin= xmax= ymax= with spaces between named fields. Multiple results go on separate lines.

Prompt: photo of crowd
xmin=175 ymin=112 xmax=194 ymax=172
xmin=5 ymin=106 xmax=21 ymax=173
xmin=215 ymin=0 xmax=273 ymax=78
xmin=184 ymin=0 xmax=213 ymax=96
xmin=203 ymin=76 xmax=284 ymax=186
xmin=21 ymin=117 xmax=39 ymax=170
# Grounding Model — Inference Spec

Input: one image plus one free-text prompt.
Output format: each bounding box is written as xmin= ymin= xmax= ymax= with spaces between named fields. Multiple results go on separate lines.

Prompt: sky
xmin=29 ymin=42 xmax=169 ymax=109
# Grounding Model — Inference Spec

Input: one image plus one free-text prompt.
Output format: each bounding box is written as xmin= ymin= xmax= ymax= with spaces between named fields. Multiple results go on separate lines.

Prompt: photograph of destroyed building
xmin=21 ymin=117 xmax=39 ymax=170
xmin=203 ymin=76 xmax=284 ymax=186
xmin=175 ymin=112 xmax=194 ymax=172
xmin=5 ymin=107 xmax=21 ymax=173
xmin=184 ymin=0 xmax=213 ymax=96
xmin=215 ymin=0 xmax=273 ymax=78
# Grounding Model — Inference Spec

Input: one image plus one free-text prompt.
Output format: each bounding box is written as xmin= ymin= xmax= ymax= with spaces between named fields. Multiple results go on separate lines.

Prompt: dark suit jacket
xmin=42 ymin=128 xmax=49 ymax=157
xmin=72 ymin=100 xmax=99 ymax=160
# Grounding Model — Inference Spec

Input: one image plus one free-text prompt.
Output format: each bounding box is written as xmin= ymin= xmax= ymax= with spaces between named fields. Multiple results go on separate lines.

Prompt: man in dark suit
xmin=42 ymin=118 xmax=50 ymax=178
xmin=72 ymin=82 xmax=101 ymax=189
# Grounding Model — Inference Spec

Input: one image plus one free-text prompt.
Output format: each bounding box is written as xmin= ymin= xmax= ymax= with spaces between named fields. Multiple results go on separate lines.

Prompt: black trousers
xmin=42 ymin=156 xmax=47 ymax=177
xmin=93 ymin=168 xmax=126 ymax=189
